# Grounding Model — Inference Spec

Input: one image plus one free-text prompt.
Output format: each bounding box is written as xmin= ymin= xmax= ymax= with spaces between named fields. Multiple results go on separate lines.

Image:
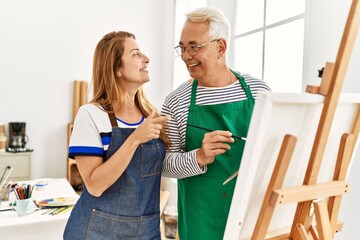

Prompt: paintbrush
xmin=187 ymin=124 xmax=247 ymax=141
xmin=223 ymin=170 xmax=239 ymax=185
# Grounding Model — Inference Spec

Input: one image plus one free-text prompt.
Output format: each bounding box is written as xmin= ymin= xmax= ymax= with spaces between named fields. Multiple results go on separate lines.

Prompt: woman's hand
xmin=130 ymin=110 xmax=171 ymax=145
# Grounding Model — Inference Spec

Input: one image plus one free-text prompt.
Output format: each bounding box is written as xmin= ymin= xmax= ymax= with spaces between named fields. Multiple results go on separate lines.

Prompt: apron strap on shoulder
xmin=229 ymin=69 xmax=254 ymax=100
xmin=106 ymin=105 xmax=118 ymax=128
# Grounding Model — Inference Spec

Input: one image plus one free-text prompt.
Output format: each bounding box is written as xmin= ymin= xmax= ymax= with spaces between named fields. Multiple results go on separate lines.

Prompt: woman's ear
xmin=116 ymin=70 xmax=121 ymax=78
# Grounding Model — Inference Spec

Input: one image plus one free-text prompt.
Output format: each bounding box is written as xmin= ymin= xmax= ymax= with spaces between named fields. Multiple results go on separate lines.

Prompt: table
xmin=0 ymin=178 xmax=79 ymax=240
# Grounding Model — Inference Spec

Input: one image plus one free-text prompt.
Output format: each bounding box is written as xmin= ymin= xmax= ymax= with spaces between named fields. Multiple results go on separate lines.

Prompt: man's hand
xmin=196 ymin=130 xmax=234 ymax=167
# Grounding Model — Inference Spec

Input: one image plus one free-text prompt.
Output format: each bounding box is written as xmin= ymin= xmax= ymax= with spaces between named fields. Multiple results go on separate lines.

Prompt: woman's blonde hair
xmin=91 ymin=31 xmax=170 ymax=147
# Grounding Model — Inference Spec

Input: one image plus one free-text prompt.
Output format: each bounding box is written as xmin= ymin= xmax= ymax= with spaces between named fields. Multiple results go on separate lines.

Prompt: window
xmin=172 ymin=0 xmax=305 ymax=92
xmin=234 ymin=0 xmax=305 ymax=92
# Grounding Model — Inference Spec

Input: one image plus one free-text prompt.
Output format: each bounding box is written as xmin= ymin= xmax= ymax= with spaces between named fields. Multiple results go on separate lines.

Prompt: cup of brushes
xmin=14 ymin=184 xmax=35 ymax=217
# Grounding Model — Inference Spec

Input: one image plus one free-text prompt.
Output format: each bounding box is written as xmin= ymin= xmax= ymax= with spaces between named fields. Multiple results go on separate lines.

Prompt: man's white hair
xmin=185 ymin=7 xmax=231 ymax=44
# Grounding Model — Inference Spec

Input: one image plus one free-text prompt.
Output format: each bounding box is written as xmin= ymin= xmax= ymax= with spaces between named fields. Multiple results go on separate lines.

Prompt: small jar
xmin=0 ymin=135 xmax=6 ymax=152
xmin=163 ymin=206 xmax=178 ymax=239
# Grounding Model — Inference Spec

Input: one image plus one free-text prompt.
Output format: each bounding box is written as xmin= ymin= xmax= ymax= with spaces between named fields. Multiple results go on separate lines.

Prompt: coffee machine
xmin=8 ymin=122 xmax=30 ymax=152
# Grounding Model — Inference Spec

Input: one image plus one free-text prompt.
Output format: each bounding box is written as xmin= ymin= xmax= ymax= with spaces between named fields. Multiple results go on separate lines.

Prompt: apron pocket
xmin=86 ymin=209 xmax=160 ymax=240
xmin=140 ymin=140 xmax=164 ymax=177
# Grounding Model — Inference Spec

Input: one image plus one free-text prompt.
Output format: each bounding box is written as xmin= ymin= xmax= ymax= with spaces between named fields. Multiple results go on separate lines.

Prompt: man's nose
xmin=181 ymin=48 xmax=192 ymax=60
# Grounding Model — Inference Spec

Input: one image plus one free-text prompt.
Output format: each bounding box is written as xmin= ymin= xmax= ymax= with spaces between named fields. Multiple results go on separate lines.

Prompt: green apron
xmin=178 ymin=69 xmax=255 ymax=240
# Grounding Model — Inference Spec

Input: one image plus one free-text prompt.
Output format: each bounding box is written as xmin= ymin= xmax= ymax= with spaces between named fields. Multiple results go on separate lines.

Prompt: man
xmin=161 ymin=7 xmax=271 ymax=239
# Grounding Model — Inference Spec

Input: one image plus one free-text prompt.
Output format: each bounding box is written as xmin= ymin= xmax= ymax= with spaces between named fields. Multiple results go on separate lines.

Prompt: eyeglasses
xmin=174 ymin=39 xmax=219 ymax=56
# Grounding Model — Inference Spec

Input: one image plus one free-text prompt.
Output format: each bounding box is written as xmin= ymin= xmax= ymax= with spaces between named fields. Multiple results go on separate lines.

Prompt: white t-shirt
xmin=68 ymin=103 xmax=144 ymax=159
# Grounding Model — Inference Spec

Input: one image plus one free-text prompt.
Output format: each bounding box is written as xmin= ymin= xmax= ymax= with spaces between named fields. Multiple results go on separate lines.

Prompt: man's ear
xmin=218 ymin=38 xmax=227 ymax=58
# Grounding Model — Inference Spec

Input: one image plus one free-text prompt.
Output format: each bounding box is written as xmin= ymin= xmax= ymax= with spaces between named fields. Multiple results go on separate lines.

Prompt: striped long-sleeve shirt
xmin=161 ymin=72 xmax=271 ymax=179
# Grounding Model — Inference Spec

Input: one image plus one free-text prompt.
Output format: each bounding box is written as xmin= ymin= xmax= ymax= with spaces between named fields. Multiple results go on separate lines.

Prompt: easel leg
xmin=296 ymin=224 xmax=311 ymax=240
xmin=314 ymin=201 xmax=332 ymax=240
xmin=309 ymin=225 xmax=319 ymax=240
xmin=328 ymin=133 xmax=354 ymax=235
xmin=252 ymin=135 xmax=297 ymax=239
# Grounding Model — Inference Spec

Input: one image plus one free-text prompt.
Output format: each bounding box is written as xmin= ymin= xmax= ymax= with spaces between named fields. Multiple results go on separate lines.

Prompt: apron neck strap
xmin=106 ymin=105 xmax=118 ymax=127
xmin=190 ymin=79 xmax=198 ymax=106
xmin=229 ymin=69 xmax=254 ymax=100
xmin=190 ymin=69 xmax=254 ymax=106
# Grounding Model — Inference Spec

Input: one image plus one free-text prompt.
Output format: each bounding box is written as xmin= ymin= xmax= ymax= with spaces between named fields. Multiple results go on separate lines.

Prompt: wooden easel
xmin=251 ymin=0 xmax=360 ymax=239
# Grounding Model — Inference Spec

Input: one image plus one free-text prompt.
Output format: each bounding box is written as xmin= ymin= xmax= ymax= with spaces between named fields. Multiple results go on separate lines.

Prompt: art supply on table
xmin=16 ymin=198 xmax=33 ymax=216
xmin=0 ymin=166 xmax=13 ymax=207
xmin=41 ymin=206 xmax=73 ymax=216
xmin=51 ymin=206 xmax=73 ymax=215
xmin=186 ymin=124 xmax=247 ymax=141
xmin=34 ymin=180 xmax=49 ymax=191
xmin=0 ymin=166 xmax=13 ymax=190
xmin=14 ymin=184 xmax=34 ymax=200
xmin=35 ymin=197 xmax=77 ymax=208
xmin=0 ymin=207 xmax=13 ymax=212
xmin=58 ymin=206 xmax=73 ymax=215
xmin=35 ymin=197 xmax=76 ymax=216
xmin=12 ymin=183 xmax=36 ymax=216
xmin=50 ymin=207 xmax=66 ymax=215
xmin=41 ymin=208 xmax=58 ymax=215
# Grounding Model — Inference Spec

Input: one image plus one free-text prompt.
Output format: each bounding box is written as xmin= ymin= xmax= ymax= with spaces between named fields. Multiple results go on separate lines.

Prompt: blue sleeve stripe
xmin=101 ymin=136 xmax=111 ymax=145
xmin=68 ymin=146 xmax=104 ymax=157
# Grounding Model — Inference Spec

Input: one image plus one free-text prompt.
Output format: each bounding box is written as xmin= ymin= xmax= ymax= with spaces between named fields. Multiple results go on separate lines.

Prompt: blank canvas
xmin=224 ymin=91 xmax=360 ymax=239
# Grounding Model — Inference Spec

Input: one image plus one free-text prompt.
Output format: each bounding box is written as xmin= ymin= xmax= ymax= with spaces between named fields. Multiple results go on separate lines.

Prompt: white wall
xmin=0 ymin=0 xmax=174 ymax=179
xmin=304 ymin=0 xmax=360 ymax=92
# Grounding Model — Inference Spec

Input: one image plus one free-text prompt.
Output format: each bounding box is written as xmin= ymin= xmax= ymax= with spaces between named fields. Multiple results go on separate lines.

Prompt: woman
xmin=64 ymin=31 xmax=170 ymax=240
